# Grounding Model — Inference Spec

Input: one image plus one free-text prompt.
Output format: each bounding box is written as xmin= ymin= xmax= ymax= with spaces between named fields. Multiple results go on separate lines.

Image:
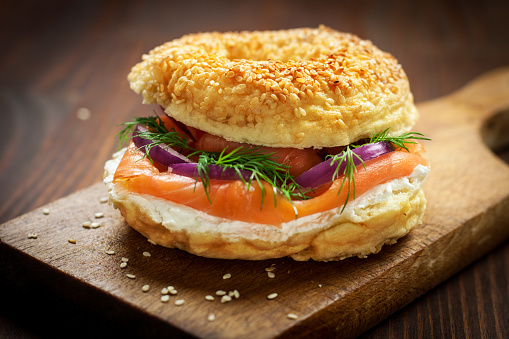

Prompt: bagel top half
xmin=128 ymin=26 xmax=417 ymax=148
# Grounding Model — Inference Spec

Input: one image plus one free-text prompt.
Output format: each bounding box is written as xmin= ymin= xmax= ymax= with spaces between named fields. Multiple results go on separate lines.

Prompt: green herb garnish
xmin=118 ymin=116 xmax=188 ymax=160
xmin=118 ymin=116 xmax=429 ymax=217
xmin=118 ymin=116 xmax=308 ymax=214
xmin=327 ymin=145 xmax=367 ymax=213
xmin=326 ymin=128 xmax=430 ymax=213
xmin=369 ymin=128 xmax=431 ymax=152
xmin=191 ymin=146 xmax=306 ymax=208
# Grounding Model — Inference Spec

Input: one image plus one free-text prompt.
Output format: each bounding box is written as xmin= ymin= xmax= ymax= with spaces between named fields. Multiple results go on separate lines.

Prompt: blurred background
xmin=1 ymin=0 xmax=508 ymax=337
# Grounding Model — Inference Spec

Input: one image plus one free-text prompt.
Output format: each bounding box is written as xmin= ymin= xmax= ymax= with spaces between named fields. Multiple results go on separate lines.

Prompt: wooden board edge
xmin=277 ymin=195 xmax=509 ymax=338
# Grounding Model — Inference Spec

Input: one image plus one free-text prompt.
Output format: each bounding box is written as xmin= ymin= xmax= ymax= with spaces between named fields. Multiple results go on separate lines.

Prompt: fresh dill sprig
xmin=117 ymin=116 xmax=189 ymax=160
xmin=118 ymin=116 xmax=309 ymax=214
xmin=327 ymin=127 xmax=430 ymax=213
xmin=119 ymin=117 xmax=429 ymax=217
xmin=328 ymin=145 xmax=366 ymax=213
xmin=191 ymin=146 xmax=307 ymax=210
xmin=370 ymin=128 xmax=431 ymax=152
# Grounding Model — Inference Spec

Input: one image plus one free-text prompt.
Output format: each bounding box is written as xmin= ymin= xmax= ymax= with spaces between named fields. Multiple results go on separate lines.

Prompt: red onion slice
xmin=294 ymin=141 xmax=396 ymax=188
xmin=132 ymin=124 xmax=252 ymax=181
xmin=132 ymin=125 xmax=192 ymax=166
xmin=171 ymin=163 xmax=253 ymax=181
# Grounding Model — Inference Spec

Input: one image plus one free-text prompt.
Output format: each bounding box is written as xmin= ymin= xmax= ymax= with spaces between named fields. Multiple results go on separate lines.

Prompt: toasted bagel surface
xmin=128 ymin=26 xmax=418 ymax=148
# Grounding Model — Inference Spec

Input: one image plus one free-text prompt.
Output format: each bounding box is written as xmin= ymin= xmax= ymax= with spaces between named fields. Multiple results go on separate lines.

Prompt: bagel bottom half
xmin=104 ymin=149 xmax=428 ymax=261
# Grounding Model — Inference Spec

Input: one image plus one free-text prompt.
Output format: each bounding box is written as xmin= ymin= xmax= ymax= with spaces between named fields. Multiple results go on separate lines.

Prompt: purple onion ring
xmin=294 ymin=141 xmax=395 ymax=188
xmin=132 ymin=125 xmax=192 ymax=166
xmin=170 ymin=163 xmax=253 ymax=182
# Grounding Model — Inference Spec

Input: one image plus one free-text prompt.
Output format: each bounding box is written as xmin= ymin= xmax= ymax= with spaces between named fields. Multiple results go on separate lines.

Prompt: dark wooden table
xmin=1 ymin=0 xmax=508 ymax=337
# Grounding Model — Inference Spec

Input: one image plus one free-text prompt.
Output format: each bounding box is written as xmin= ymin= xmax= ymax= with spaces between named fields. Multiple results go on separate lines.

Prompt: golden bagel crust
xmin=128 ymin=26 xmax=418 ymax=148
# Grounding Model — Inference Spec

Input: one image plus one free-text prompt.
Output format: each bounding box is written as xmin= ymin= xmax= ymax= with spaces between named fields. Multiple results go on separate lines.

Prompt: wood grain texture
xmin=1 ymin=0 xmax=508 ymax=338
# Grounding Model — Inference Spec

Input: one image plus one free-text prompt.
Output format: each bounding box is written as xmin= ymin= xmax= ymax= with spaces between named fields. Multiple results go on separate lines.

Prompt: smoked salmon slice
xmin=113 ymin=140 xmax=428 ymax=226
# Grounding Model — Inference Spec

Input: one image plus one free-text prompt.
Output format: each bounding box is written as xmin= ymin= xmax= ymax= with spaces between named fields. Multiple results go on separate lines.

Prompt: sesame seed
xmin=175 ymin=299 xmax=185 ymax=306
xmin=223 ymin=273 xmax=231 ymax=280
xmin=43 ymin=208 xmax=50 ymax=215
xmin=91 ymin=222 xmax=100 ymax=229
xmin=94 ymin=212 xmax=104 ymax=218
xmin=233 ymin=290 xmax=240 ymax=299
xmin=169 ymin=289 xmax=178 ymax=295
xmin=105 ymin=250 xmax=115 ymax=255
xmin=120 ymin=262 xmax=127 ymax=268
xmin=167 ymin=285 xmax=175 ymax=291
xmin=208 ymin=314 xmax=216 ymax=322
xmin=216 ymin=290 xmax=226 ymax=296
xmin=76 ymin=107 xmax=91 ymax=120
xmin=126 ymin=274 xmax=136 ymax=279
xmin=205 ymin=295 xmax=215 ymax=301
xmin=221 ymin=295 xmax=232 ymax=303
xmin=68 ymin=238 xmax=76 ymax=244
xmin=287 ymin=313 xmax=298 ymax=320
xmin=82 ymin=221 xmax=91 ymax=229
xmin=143 ymin=251 xmax=151 ymax=257
xmin=161 ymin=288 xmax=169 ymax=295
xmin=142 ymin=285 xmax=150 ymax=292
xmin=267 ymin=293 xmax=278 ymax=300
xmin=267 ymin=272 xmax=275 ymax=278
xmin=161 ymin=295 xmax=170 ymax=303
xmin=27 ymin=233 xmax=38 ymax=239
xmin=99 ymin=197 xmax=108 ymax=203
xmin=121 ymin=257 xmax=129 ymax=262
xmin=265 ymin=266 xmax=275 ymax=272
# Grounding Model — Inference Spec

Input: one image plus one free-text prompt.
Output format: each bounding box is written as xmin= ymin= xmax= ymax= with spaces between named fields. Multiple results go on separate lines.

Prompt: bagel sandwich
xmin=104 ymin=26 xmax=430 ymax=261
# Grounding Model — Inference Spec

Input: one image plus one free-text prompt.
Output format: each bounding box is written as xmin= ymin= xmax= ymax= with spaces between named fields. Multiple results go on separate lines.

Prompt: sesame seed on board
xmin=267 ymin=293 xmax=278 ymax=300
xmin=220 ymin=295 xmax=232 ymax=303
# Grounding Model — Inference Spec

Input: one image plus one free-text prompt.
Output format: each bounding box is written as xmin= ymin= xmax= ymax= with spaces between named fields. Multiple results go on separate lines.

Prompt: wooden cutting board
xmin=1 ymin=68 xmax=509 ymax=339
